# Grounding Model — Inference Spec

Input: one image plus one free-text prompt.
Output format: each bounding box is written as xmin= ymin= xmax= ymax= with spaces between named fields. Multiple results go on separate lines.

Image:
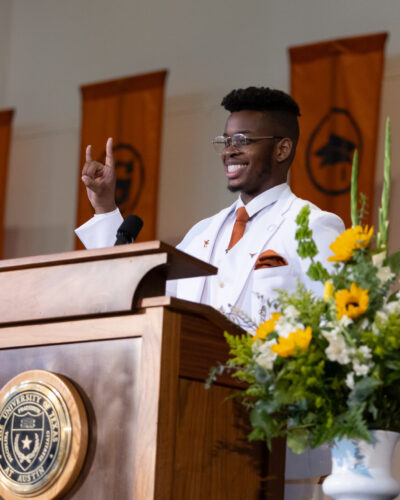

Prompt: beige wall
xmin=1 ymin=0 xmax=400 ymax=257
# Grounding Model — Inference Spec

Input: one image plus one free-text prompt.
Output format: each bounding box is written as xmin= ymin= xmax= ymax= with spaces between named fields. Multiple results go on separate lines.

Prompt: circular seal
xmin=0 ymin=371 xmax=88 ymax=499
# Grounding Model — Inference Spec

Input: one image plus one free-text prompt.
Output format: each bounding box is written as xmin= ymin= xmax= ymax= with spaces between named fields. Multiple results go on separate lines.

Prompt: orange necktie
xmin=227 ymin=207 xmax=249 ymax=251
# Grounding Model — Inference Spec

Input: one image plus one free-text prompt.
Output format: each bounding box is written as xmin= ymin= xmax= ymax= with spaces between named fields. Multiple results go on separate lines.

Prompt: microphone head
xmin=115 ymin=215 xmax=144 ymax=245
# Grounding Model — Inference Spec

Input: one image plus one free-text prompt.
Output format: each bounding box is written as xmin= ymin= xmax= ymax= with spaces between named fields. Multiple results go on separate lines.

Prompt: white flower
xmin=385 ymin=301 xmax=400 ymax=315
xmin=254 ymin=340 xmax=277 ymax=370
xmin=283 ymin=305 xmax=300 ymax=320
xmin=377 ymin=266 xmax=395 ymax=284
xmin=340 ymin=315 xmax=353 ymax=327
xmin=325 ymin=335 xmax=352 ymax=364
xmin=275 ymin=315 xmax=304 ymax=338
xmin=361 ymin=318 xmax=370 ymax=330
xmin=352 ymin=359 xmax=371 ymax=376
xmin=322 ymin=326 xmax=340 ymax=341
xmin=346 ymin=372 xmax=355 ymax=389
xmin=376 ymin=310 xmax=389 ymax=323
xmin=372 ymin=252 xmax=395 ymax=284
xmin=346 ymin=268 xmax=355 ymax=281
xmin=358 ymin=345 xmax=372 ymax=360
xmin=372 ymin=251 xmax=386 ymax=267
xmin=319 ymin=318 xmax=331 ymax=328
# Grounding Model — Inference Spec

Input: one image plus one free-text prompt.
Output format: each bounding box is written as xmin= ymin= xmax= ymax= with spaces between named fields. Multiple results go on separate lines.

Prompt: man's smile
xmin=225 ymin=162 xmax=248 ymax=177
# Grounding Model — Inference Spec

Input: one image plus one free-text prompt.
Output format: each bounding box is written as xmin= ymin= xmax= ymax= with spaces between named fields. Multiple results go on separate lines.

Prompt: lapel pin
xmin=204 ymin=240 xmax=210 ymax=248
xmin=250 ymin=253 xmax=256 ymax=258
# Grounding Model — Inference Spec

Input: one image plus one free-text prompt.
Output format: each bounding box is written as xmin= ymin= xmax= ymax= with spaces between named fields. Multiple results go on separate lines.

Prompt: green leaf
xmin=351 ymin=149 xmax=359 ymax=227
xmin=385 ymin=360 xmax=400 ymax=371
xmin=348 ymin=377 xmax=380 ymax=407
xmin=287 ymin=428 xmax=310 ymax=454
xmin=307 ymin=261 xmax=330 ymax=283
xmin=296 ymin=205 xmax=311 ymax=225
xmin=254 ymin=365 xmax=273 ymax=384
xmin=295 ymin=227 xmax=313 ymax=240
xmin=388 ymin=250 xmax=400 ymax=275
xmin=377 ymin=118 xmax=391 ymax=248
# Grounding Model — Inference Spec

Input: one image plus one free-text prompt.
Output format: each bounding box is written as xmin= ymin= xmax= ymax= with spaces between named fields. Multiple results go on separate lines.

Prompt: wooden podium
xmin=0 ymin=242 xmax=285 ymax=499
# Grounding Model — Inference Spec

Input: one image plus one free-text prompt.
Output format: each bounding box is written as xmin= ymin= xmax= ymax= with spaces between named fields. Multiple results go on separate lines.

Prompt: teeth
xmin=227 ymin=164 xmax=246 ymax=173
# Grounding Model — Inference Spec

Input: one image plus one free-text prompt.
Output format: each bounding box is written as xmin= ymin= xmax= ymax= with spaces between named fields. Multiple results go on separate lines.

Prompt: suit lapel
xmin=176 ymin=203 xmax=236 ymax=302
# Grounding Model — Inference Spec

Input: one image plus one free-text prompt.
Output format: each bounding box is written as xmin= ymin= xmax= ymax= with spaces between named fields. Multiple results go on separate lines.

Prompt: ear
xmin=274 ymin=138 xmax=293 ymax=163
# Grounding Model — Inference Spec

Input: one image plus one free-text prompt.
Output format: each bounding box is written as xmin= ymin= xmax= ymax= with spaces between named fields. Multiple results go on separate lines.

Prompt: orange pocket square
xmin=254 ymin=250 xmax=288 ymax=270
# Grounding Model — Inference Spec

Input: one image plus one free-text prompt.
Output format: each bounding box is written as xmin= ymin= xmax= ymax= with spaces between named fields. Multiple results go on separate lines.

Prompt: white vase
xmin=322 ymin=430 xmax=400 ymax=500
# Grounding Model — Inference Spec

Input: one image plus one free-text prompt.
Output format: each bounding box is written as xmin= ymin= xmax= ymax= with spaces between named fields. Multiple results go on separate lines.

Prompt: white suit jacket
xmin=171 ymin=185 xmax=344 ymax=323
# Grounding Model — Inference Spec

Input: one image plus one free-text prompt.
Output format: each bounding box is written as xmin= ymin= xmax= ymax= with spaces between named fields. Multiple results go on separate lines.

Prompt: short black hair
xmin=221 ymin=86 xmax=300 ymax=116
xmin=221 ymin=86 xmax=300 ymax=145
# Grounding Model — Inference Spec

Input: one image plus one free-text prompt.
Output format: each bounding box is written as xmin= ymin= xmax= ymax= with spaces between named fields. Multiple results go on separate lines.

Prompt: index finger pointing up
xmin=106 ymin=137 xmax=114 ymax=167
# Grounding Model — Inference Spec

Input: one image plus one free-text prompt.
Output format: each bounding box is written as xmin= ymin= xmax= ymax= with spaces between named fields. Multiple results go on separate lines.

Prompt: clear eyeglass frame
xmin=212 ymin=133 xmax=282 ymax=154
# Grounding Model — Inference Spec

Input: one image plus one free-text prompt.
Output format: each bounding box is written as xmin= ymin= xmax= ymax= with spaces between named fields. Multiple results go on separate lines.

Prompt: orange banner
xmin=76 ymin=70 xmax=167 ymax=247
xmin=0 ymin=109 xmax=14 ymax=259
xmin=289 ymin=33 xmax=387 ymax=227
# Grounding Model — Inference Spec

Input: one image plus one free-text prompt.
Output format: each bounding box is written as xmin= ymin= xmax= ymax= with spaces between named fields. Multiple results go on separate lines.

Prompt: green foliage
xmin=307 ymin=262 xmax=330 ymax=282
xmin=295 ymin=205 xmax=329 ymax=282
xmin=358 ymin=193 xmax=369 ymax=226
xmin=377 ymin=118 xmax=391 ymax=248
xmin=388 ymin=250 xmax=400 ymax=275
xmin=348 ymin=377 xmax=381 ymax=408
xmin=351 ymin=149 xmax=359 ymax=227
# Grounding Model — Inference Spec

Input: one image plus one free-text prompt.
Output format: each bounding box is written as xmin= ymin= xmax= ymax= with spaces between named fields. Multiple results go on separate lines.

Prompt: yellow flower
xmin=335 ymin=283 xmax=369 ymax=320
xmin=324 ymin=281 xmax=334 ymax=301
xmin=271 ymin=326 xmax=312 ymax=357
xmin=253 ymin=313 xmax=281 ymax=342
xmin=328 ymin=225 xmax=373 ymax=262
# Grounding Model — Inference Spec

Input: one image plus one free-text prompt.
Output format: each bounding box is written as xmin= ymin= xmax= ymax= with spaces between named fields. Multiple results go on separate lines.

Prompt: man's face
xmin=222 ymin=110 xmax=284 ymax=204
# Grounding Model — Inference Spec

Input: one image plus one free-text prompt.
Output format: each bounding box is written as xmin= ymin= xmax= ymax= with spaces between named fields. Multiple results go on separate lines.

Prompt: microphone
xmin=114 ymin=215 xmax=143 ymax=245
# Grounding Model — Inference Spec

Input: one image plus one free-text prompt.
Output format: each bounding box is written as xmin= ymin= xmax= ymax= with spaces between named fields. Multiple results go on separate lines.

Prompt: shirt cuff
xmin=75 ymin=209 xmax=124 ymax=249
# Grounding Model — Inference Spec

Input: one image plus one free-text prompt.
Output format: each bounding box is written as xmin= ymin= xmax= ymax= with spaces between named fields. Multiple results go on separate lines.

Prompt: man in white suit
xmin=76 ymin=87 xmax=343 ymax=324
xmin=75 ymin=87 xmax=344 ymax=499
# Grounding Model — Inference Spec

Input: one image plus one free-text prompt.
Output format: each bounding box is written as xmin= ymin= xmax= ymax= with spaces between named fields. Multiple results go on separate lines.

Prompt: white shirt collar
xmin=234 ymin=183 xmax=289 ymax=218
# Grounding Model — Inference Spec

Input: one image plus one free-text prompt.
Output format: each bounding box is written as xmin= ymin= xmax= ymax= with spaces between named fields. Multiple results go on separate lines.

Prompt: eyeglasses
xmin=212 ymin=133 xmax=282 ymax=154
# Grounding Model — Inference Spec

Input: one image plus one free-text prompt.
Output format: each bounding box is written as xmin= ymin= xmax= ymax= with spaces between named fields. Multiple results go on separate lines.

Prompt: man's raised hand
xmin=81 ymin=137 xmax=117 ymax=214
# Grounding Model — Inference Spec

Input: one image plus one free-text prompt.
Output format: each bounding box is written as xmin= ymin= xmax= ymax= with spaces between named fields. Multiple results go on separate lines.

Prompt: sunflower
xmin=335 ymin=282 xmax=369 ymax=320
xmin=253 ymin=313 xmax=281 ymax=342
xmin=270 ymin=326 xmax=312 ymax=357
xmin=328 ymin=225 xmax=373 ymax=262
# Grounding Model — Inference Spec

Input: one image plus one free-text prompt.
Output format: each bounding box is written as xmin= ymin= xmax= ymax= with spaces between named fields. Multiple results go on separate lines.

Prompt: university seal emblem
xmin=0 ymin=371 xmax=88 ymax=499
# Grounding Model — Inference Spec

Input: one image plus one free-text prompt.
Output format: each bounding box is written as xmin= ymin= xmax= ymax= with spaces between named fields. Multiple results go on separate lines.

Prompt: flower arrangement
xmin=209 ymin=120 xmax=400 ymax=454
